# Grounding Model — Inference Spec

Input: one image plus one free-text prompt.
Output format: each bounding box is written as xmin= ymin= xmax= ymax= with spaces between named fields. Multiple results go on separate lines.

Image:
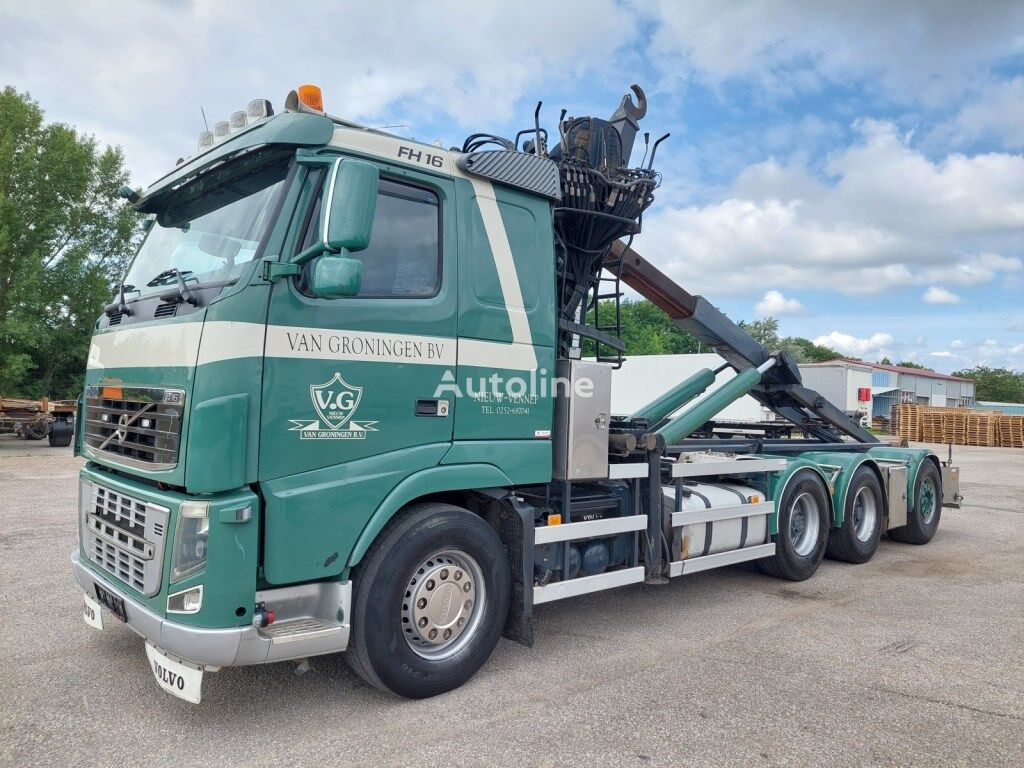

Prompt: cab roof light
xmin=229 ymin=110 xmax=247 ymax=132
xmin=247 ymin=98 xmax=273 ymax=120
xmin=297 ymin=84 xmax=324 ymax=112
xmin=213 ymin=120 xmax=230 ymax=143
xmin=198 ymin=130 xmax=214 ymax=151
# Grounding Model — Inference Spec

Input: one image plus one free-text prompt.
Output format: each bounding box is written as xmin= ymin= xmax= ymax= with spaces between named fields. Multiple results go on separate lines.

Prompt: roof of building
xmin=828 ymin=359 xmax=974 ymax=383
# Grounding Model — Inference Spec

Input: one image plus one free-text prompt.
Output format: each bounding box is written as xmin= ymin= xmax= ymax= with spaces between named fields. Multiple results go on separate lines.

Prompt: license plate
xmin=145 ymin=643 xmax=203 ymax=704
xmin=83 ymin=592 xmax=103 ymax=630
xmin=94 ymin=583 xmax=127 ymax=623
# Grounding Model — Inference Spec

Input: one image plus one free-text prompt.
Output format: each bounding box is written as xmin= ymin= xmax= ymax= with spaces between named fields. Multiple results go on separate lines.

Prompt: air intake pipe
xmin=655 ymin=358 xmax=777 ymax=446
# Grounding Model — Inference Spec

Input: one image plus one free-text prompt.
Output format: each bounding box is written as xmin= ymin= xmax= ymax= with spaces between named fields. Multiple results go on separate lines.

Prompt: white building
xmin=609 ymin=353 xmax=764 ymax=421
xmin=798 ymin=360 xmax=874 ymax=418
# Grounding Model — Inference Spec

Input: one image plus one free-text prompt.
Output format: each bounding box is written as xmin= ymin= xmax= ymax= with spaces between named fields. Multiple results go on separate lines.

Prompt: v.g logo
xmin=288 ymin=372 xmax=379 ymax=440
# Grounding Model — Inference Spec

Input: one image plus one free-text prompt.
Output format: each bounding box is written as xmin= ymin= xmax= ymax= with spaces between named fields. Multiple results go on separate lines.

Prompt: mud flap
xmin=481 ymin=490 xmax=535 ymax=647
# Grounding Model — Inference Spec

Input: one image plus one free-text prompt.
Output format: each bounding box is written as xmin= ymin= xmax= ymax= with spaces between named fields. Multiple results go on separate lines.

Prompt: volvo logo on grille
xmin=114 ymin=413 xmax=130 ymax=444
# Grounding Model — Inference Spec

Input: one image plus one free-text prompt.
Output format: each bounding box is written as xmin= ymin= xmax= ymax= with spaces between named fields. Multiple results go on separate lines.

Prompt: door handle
xmin=415 ymin=398 xmax=449 ymax=417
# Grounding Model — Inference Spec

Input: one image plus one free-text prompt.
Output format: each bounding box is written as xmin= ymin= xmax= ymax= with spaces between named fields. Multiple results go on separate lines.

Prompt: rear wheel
xmin=826 ymin=466 xmax=883 ymax=564
xmin=889 ymin=461 xmax=942 ymax=545
xmin=759 ymin=469 xmax=830 ymax=581
xmin=347 ymin=502 xmax=510 ymax=698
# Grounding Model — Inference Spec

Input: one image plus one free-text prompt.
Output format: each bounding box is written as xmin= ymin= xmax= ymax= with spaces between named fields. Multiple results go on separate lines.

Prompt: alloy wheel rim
xmin=852 ymin=486 xmax=878 ymax=542
xmin=401 ymin=549 xmax=486 ymax=660
xmin=919 ymin=477 xmax=937 ymax=524
xmin=789 ymin=492 xmax=821 ymax=557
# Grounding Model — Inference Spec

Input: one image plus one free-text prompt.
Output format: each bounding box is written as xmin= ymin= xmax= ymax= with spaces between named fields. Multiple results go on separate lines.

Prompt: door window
xmin=297 ymin=174 xmax=441 ymax=298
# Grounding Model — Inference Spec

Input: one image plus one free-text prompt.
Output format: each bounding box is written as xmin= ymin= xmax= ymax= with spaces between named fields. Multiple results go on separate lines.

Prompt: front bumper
xmin=75 ymin=549 xmax=268 ymax=667
xmin=74 ymin=550 xmax=353 ymax=668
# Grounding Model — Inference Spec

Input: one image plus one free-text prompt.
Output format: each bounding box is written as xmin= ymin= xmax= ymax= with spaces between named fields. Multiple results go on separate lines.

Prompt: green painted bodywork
xmin=79 ymin=111 xmax=942 ymax=637
xmin=79 ymin=463 xmax=259 ymax=628
xmin=762 ymin=446 xmax=934 ymax=534
xmin=80 ymin=117 xmax=560 ymax=625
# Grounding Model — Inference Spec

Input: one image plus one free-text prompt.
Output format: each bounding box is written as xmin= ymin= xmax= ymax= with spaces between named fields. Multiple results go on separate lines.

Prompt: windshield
xmin=123 ymin=153 xmax=290 ymax=298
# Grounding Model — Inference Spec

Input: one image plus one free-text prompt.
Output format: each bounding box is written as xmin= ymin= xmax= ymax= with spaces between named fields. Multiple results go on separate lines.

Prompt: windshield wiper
xmin=153 ymin=268 xmax=201 ymax=306
xmin=146 ymin=268 xmax=195 ymax=287
xmin=104 ymin=283 xmax=135 ymax=318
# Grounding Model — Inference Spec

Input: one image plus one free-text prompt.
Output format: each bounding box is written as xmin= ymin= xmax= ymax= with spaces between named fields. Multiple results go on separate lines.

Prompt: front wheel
xmin=347 ymin=502 xmax=510 ymax=698
xmin=759 ymin=469 xmax=830 ymax=581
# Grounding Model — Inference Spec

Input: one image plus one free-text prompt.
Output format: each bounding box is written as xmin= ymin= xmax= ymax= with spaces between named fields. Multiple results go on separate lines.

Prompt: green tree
xmin=0 ymin=87 xmax=139 ymax=398
xmin=895 ymin=360 xmax=928 ymax=370
xmin=951 ymin=366 xmax=1024 ymax=403
xmin=787 ymin=336 xmax=845 ymax=363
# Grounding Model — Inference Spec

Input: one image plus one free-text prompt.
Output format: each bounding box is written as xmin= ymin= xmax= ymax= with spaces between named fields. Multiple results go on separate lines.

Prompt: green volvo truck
xmin=72 ymin=84 xmax=960 ymax=702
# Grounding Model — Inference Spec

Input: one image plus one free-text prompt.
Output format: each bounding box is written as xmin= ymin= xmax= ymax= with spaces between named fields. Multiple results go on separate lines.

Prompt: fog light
xmin=167 ymin=585 xmax=203 ymax=614
xmin=140 ymin=418 xmax=152 ymax=429
xmin=100 ymin=413 xmax=110 ymax=422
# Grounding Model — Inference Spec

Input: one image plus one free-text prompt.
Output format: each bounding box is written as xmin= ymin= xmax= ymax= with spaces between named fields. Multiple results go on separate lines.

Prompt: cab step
xmin=259 ymin=617 xmax=344 ymax=644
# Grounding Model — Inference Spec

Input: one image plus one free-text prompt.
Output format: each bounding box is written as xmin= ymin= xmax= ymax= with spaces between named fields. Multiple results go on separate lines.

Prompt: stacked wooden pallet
xmin=920 ymin=410 xmax=945 ymax=443
xmin=892 ymin=404 xmax=1017 ymax=447
xmin=999 ymin=415 xmax=1024 ymax=448
xmin=895 ymin=403 xmax=922 ymax=442
xmin=965 ymin=412 xmax=998 ymax=446
xmin=944 ymin=410 xmax=968 ymax=444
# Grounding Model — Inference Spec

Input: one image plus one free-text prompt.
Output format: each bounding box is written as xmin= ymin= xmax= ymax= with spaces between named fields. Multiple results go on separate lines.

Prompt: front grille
xmin=83 ymin=386 xmax=185 ymax=470
xmin=82 ymin=483 xmax=168 ymax=596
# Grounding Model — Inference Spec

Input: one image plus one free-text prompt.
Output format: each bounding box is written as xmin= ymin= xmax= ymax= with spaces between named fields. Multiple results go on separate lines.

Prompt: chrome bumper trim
xmin=72 ymin=550 xmax=350 ymax=666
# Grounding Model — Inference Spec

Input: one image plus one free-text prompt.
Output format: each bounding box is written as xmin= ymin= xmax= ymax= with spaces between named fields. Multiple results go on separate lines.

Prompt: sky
xmin=2 ymin=0 xmax=1023 ymax=372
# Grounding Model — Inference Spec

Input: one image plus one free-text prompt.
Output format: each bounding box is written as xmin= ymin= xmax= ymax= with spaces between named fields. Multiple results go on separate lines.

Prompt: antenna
xmin=200 ymin=106 xmax=209 ymax=132
xmin=640 ymin=132 xmax=650 ymax=168
xmin=533 ymin=101 xmax=544 ymax=157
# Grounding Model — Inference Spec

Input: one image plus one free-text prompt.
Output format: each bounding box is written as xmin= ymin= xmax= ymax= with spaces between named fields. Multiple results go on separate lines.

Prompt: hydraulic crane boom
xmin=608 ymin=240 xmax=878 ymax=444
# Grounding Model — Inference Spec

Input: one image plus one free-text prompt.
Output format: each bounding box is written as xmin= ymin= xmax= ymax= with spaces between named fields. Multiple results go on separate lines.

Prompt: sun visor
xmin=136 ymin=111 xmax=334 ymax=212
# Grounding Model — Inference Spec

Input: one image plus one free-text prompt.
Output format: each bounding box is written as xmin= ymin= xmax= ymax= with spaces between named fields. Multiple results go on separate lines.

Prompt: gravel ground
xmin=1 ymin=436 xmax=1022 ymax=767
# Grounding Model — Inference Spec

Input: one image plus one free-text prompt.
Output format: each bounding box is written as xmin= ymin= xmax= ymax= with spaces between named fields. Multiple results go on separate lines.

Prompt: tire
xmin=825 ymin=466 xmax=883 ymax=564
xmin=48 ymin=419 xmax=73 ymax=448
xmin=888 ymin=461 xmax=942 ymax=545
xmin=759 ymin=469 xmax=830 ymax=581
xmin=347 ymin=502 xmax=510 ymax=698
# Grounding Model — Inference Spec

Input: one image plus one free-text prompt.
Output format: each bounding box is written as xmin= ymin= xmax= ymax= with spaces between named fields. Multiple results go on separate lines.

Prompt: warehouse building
xmin=797 ymin=360 xmax=976 ymax=424
xmin=857 ymin=362 xmax=974 ymax=422
xmin=798 ymin=360 xmax=874 ymax=420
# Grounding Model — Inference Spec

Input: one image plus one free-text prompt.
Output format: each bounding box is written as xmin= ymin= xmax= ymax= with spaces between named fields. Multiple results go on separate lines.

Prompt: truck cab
xmin=73 ymin=85 xmax=958 ymax=702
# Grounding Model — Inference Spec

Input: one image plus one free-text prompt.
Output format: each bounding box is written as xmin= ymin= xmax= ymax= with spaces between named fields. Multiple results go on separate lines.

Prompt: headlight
xmin=170 ymin=500 xmax=209 ymax=583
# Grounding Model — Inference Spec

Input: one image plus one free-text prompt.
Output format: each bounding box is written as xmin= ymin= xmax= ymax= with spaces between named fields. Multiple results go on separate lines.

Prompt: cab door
xmin=259 ymin=157 xmax=457 ymax=481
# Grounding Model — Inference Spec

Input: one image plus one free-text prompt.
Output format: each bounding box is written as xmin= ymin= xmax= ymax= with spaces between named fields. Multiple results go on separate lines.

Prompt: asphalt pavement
xmin=1 ymin=436 xmax=1021 ymax=767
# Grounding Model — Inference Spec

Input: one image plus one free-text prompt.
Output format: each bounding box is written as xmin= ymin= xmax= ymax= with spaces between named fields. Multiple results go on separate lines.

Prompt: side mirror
xmin=308 ymin=253 xmax=362 ymax=298
xmin=290 ymin=157 xmax=376 ymax=298
xmin=323 ymin=158 xmax=378 ymax=253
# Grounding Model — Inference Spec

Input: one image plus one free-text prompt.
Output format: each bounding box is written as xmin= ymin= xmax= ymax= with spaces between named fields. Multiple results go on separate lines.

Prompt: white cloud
xmin=0 ymin=1 xmax=638 ymax=184
xmin=948 ymin=77 xmax=1024 ymax=149
xmin=930 ymin=338 xmax=1024 ymax=370
xmin=813 ymin=331 xmax=895 ymax=358
xmin=641 ymin=1 xmax=1024 ymax=107
xmin=922 ymin=286 xmax=960 ymax=304
xmin=637 ymin=120 xmax=1024 ymax=296
xmin=755 ymin=290 xmax=804 ymax=317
